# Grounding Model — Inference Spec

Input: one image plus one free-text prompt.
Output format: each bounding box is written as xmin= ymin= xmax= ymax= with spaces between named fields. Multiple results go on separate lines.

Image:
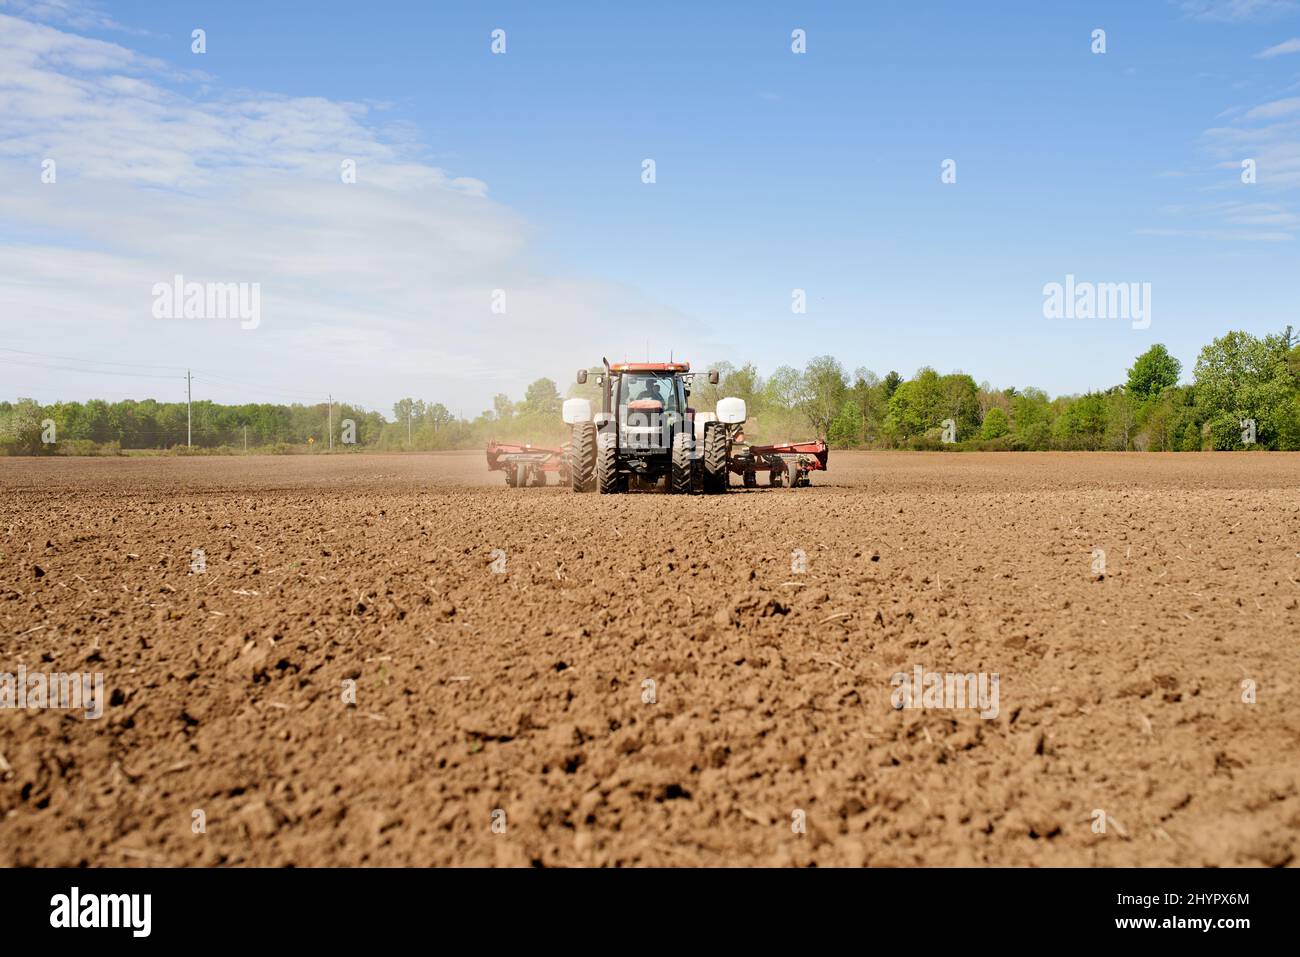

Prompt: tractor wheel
xmin=670 ymin=432 xmax=694 ymax=494
xmin=570 ymin=422 xmax=596 ymax=492
xmin=786 ymin=461 xmax=802 ymax=490
xmin=596 ymin=429 xmax=622 ymax=494
xmin=702 ymin=421 xmax=728 ymax=494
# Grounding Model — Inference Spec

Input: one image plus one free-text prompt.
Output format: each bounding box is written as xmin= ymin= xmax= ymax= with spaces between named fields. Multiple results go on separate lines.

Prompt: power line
xmin=0 ymin=347 xmax=185 ymax=372
xmin=190 ymin=376 xmax=323 ymax=402
xmin=0 ymin=356 xmax=186 ymax=380
xmin=0 ymin=348 xmax=323 ymax=399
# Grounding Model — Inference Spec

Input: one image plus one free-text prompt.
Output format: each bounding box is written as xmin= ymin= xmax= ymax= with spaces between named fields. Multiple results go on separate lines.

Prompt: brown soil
xmin=1 ymin=451 xmax=1298 ymax=867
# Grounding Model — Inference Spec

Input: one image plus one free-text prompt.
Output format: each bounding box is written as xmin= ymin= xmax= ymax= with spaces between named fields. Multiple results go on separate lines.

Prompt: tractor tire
xmin=786 ymin=461 xmax=801 ymax=490
xmin=702 ymin=421 xmax=728 ymax=494
xmin=596 ymin=429 xmax=623 ymax=494
xmin=570 ymin=422 xmax=596 ymax=492
xmin=670 ymin=432 xmax=694 ymax=495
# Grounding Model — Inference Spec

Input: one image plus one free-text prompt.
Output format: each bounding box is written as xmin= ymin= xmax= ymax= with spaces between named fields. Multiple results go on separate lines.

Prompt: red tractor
xmin=563 ymin=358 xmax=827 ymax=494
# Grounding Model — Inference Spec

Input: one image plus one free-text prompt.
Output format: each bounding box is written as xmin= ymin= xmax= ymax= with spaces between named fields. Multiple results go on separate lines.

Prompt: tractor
xmin=560 ymin=357 xmax=827 ymax=494
xmin=562 ymin=360 xmax=736 ymax=494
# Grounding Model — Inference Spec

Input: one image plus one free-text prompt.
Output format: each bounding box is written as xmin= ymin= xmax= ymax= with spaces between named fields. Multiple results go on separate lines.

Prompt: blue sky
xmin=2 ymin=0 xmax=1300 ymax=414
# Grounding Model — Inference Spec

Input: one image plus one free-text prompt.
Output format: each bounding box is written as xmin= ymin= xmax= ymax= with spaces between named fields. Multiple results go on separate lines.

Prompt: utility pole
xmin=328 ymin=394 xmax=333 ymax=451
xmin=186 ymin=369 xmax=192 ymax=448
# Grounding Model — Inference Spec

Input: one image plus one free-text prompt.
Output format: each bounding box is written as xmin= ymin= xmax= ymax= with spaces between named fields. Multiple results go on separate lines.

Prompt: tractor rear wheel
xmin=670 ymin=432 xmax=694 ymax=494
xmin=570 ymin=422 xmax=596 ymax=492
xmin=596 ymin=429 xmax=623 ymax=494
xmin=702 ymin=421 xmax=728 ymax=494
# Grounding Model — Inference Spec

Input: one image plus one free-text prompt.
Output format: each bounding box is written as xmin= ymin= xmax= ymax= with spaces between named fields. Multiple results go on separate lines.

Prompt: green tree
xmin=1193 ymin=330 xmax=1295 ymax=448
xmin=719 ymin=362 xmax=762 ymax=412
xmin=1010 ymin=387 xmax=1051 ymax=448
xmin=848 ymin=368 xmax=882 ymax=443
xmin=2 ymin=398 xmax=45 ymax=454
xmin=764 ymin=365 xmax=806 ymax=410
xmin=885 ymin=368 xmax=945 ymax=441
xmin=491 ymin=394 xmax=514 ymax=423
xmin=980 ymin=406 xmax=1010 ymax=439
xmin=828 ymin=400 xmax=864 ymax=448
xmin=1126 ymin=344 xmax=1181 ymax=401
xmin=940 ymin=373 xmax=981 ymax=439
xmin=800 ymin=355 xmax=848 ymax=437
xmin=1105 ymin=389 xmax=1140 ymax=450
xmin=522 ymin=378 xmax=561 ymax=417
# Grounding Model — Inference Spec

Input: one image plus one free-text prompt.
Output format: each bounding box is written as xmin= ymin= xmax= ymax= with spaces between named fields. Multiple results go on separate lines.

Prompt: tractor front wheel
xmin=670 ymin=432 xmax=694 ymax=494
xmin=570 ymin=422 xmax=596 ymax=492
xmin=596 ymin=428 xmax=623 ymax=494
xmin=702 ymin=421 xmax=728 ymax=494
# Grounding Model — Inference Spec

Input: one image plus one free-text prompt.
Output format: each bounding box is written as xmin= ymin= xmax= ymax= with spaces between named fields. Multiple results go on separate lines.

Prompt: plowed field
xmin=2 ymin=452 xmax=1297 ymax=866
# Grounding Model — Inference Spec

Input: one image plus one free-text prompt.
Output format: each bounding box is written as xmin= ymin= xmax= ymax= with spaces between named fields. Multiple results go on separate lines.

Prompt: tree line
xmin=689 ymin=326 xmax=1300 ymax=451
xmin=3 ymin=327 xmax=1299 ymax=454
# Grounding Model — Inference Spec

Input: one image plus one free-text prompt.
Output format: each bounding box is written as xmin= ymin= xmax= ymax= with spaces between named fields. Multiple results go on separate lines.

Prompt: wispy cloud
xmin=0 ymin=12 xmax=698 ymax=412
xmin=1256 ymin=37 xmax=1300 ymax=57
xmin=0 ymin=0 xmax=138 ymax=34
xmin=1243 ymin=96 xmax=1300 ymax=118
xmin=1179 ymin=0 xmax=1299 ymax=21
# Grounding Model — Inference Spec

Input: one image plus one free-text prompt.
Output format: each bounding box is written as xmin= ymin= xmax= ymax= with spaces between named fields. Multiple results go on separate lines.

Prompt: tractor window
xmin=620 ymin=375 xmax=678 ymax=411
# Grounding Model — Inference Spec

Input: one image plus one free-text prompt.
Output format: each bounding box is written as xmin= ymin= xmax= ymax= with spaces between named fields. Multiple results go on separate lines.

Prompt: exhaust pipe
xmin=601 ymin=356 xmax=612 ymax=416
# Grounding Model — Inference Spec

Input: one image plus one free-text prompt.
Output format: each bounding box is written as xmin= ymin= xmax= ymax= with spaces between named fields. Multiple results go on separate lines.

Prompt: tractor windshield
xmin=620 ymin=374 xmax=679 ymax=411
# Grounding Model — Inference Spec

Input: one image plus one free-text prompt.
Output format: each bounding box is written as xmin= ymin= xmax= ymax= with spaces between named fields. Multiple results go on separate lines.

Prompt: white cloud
xmin=1179 ymin=0 xmax=1299 ymax=21
xmin=1135 ymin=226 xmax=1294 ymax=240
xmin=1256 ymin=37 xmax=1300 ymax=57
xmin=1243 ymin=96 xmax=1300 ymax=119
xmin=0 ymin=0 xmax=136 ymax=34
xmin=0 ymin=12 xmax=700 ymax=415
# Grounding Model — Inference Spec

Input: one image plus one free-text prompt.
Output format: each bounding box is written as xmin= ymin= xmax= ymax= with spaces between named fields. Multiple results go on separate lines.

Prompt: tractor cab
xmin=611 ymin=364 xmax=689 ymax=453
